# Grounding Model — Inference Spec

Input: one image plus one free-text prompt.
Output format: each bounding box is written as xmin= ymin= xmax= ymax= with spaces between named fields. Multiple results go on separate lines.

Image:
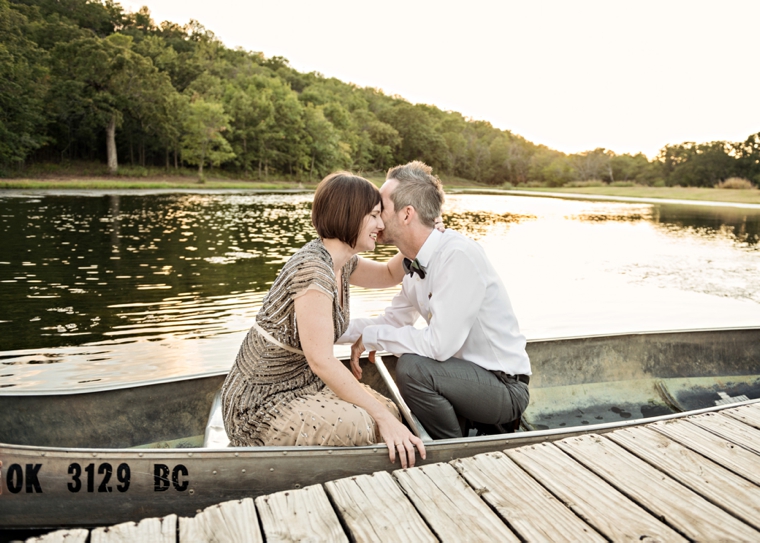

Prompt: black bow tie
xmin=403 ymin=257 xmax=427 ymax=279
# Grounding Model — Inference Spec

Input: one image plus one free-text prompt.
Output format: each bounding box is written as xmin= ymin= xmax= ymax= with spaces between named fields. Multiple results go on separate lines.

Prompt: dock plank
xmin=255 ymin=484 xmax=347 ymax=543
xmin=687 ymin=412 xmax=760 ymax=454
xmin=325 ymin=472 xmax=436 ymax=543
xmin=556 ymin=434 xmax=759 ymax=541
xmin=723 ymin=402 xmax=760 ymax=429
xmin=90 ymin=515 xmax=176 ymax=543
xmin=607 ymin=426 xmax=760 ymax=530
xmin=25 ymin=529 xmax=89 ymax=543
xmin=506 ymin=443 xmax=685 ymax=542
xmin=454 ymin=451 xmax=606 ymax=542
xmin=179 ymin=498 xmax=262 ymax=543
xmin=651 ymin=419 xmax=760 ymax=486
xmin=394 ymin=462 xmax=518 ymax=542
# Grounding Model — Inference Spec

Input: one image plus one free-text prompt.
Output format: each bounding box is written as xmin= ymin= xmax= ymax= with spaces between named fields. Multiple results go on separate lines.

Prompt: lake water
xmin=1 ymin=190 xmax=759 ymax=391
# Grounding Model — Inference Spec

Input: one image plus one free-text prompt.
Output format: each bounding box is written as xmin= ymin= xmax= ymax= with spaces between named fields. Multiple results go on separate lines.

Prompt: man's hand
xmin=350 ymin=335 xmax=375 ymax=380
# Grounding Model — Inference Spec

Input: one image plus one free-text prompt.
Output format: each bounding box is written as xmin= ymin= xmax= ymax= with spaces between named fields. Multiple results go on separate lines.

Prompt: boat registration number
xmin=2 ymin=461 xmax=189 ymax=494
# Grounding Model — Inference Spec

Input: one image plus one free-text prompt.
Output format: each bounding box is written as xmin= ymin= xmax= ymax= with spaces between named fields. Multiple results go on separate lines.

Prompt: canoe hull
xmin=0 ymin=428 xmax=567 ymax=528
xmin=2 ymin=327 xmax=760 ymax=528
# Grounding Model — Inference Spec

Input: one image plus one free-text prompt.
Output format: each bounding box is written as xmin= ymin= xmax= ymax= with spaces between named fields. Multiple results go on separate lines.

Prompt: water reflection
xmin=1 ymin=191 xmax=759 ymax=390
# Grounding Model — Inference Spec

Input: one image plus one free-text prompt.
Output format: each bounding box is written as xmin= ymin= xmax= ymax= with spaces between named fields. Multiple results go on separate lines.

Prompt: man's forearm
xmin=337 ymin=317 xmax=382 ymax=344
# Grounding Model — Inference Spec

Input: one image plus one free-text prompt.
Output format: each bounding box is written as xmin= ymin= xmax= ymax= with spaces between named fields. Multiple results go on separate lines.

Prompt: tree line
xmin=2 ymin=0 xmax=759 ymax=187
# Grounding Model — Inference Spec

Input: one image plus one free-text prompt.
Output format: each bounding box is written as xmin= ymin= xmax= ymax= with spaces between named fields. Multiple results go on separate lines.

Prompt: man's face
xmin=377 ymin=178 xmax=401 ymax=246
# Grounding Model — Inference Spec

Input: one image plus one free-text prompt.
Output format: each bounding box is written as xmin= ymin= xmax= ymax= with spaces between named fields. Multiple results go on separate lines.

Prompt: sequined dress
xmin=221 ymin=238 xmax=369 ymax=446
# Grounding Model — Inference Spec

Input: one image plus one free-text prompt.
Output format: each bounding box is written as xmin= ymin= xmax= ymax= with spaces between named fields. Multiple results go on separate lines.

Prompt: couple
xmin=221 ymin=161 xmax=531 ymax=468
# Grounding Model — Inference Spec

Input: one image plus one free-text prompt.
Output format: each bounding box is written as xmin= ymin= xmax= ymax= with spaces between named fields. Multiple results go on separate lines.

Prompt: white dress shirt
xmin=340 ymin=229 xmax=531 ymax=376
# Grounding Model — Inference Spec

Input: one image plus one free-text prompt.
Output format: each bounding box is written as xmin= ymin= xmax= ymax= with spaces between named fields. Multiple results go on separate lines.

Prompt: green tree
xmin=49 ymin=33 xmax=175 ymax=173
xmin=181 ymin=96 xmax=234 ymax=180
xmin=0 ymin=0 xmax=49 ymax=168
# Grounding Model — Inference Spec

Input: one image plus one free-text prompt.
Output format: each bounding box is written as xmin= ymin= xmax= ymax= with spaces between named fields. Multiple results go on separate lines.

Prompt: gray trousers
xmin=396 ymin=354 xmax=530 ymax=440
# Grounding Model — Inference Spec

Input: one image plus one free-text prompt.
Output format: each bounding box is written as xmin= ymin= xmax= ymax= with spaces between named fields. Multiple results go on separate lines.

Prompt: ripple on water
xmin=0 ymin=192 xmax=759 ymax=390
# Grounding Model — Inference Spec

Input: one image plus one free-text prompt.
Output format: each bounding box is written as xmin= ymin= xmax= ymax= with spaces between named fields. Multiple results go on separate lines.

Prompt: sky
xmin=119 ymin=0 xmax=760 ymax=158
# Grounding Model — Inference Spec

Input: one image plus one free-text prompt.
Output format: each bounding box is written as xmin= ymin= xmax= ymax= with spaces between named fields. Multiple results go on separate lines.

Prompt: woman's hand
xmin=375 ymin=410 xmax=426 ymax=468
xmin=434 ymin=216 xmax=445 ymax=232
xmin=349 ymin=335 xmax=376 ymax=380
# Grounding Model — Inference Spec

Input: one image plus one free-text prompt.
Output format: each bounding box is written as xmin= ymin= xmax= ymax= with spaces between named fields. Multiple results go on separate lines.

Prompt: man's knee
xmin=396 ymin=354 xmax=433 ymax=390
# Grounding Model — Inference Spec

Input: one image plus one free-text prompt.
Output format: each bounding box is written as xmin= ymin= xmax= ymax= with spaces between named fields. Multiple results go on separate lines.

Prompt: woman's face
xmin=355 ymin=202 xmax=384 ymax=252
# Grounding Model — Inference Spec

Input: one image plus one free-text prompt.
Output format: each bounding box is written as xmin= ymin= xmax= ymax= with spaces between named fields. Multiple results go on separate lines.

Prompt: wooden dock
xmin=29 ymin=402 xmax=760 ymax=542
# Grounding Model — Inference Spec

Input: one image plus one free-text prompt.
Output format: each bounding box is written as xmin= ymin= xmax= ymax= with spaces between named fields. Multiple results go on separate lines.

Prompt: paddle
xmin=374 ymin=354 xmax=432 ymax=442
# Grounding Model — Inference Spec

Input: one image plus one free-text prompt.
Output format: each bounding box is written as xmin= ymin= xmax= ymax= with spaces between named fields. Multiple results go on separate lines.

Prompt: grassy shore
xmin=3 ymin=174 xmax=759 ymax=205
xmin=0 ymin=177 xmax=318 ymax=191
xmin=508 ymin=185 xmax=760 ymax=205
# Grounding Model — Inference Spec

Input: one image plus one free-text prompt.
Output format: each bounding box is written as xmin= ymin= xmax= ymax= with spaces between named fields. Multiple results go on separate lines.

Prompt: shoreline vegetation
xmin=3 ymin=173 xmax=760 ymax=205
xmin=2 ymin=1 xmax=760 ymax=192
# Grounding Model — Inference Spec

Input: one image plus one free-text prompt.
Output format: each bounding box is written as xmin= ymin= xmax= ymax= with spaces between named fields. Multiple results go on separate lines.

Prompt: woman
xmin=222 ymin=172 xmax=425 ymax=467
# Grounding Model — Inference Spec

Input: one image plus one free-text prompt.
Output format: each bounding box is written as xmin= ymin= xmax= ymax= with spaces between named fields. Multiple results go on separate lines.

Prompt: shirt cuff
xmin=362 ymin=325 xmax=380 ymax=351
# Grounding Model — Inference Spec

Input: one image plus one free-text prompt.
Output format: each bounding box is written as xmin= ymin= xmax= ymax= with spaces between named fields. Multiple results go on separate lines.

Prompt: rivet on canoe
xmin=373 ymin=448 xmax=378 ymax=453
xmin=294 ymin=484 xmax=301 ymax=489
xmin=139 ymin=453 xmax=143 ymax=457
xmin=242 ymin=469 xmax=246 ymax=474
xmin=270 ymin=468 xmax=274 ymax=472
xmin=189 ymin=489 xmax=195 ymax=495
xmin=327 ymin=450 xmax=332 ymax=454
xmin=92 ymin=453 xmax=97 ymax=457
xmin=234 ymin=452 xmax=239 ymax=457
xmin=464 ymin=443 xmax=468 ymax=447
xmin=212 ymin=470 xmax=217 ymax=475
xmin=282 ymin=451 xmax=287 ymax=455
xmin=40 ymin=452 xmax=46 ymax=457
xmin=188 ymin=452 xmax=193 ymax=457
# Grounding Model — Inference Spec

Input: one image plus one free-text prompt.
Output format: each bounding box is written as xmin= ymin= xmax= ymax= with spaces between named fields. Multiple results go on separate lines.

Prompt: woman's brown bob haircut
xmin=312 ymin=172 xmax=381 ymax=248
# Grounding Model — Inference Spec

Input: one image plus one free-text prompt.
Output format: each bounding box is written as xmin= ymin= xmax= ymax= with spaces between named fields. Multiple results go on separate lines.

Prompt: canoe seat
xmin=203 ymin=390 xmax=231 ymax=448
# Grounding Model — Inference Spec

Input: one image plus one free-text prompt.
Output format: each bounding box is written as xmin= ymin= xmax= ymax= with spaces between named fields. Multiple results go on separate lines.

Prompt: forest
xmin=2 ymin=0 xmax=759 ymax=187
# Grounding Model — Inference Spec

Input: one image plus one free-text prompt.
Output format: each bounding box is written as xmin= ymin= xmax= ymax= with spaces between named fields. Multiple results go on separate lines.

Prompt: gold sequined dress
xmin=221 ymin=238 xmax=398 ymax=447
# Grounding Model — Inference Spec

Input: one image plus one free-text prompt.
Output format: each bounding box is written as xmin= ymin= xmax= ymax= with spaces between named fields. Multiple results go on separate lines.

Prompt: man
xmin=341 ymin=161 xmax=531 ymax=440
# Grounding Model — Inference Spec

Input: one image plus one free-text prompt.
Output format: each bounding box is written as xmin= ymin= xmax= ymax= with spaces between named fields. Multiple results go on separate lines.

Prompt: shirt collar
xmin=414 ymin=228 xmax=443 ymax=269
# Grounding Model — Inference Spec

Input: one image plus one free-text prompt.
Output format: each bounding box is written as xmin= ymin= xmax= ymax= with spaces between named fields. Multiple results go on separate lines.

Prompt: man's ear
xmin=401 ymin=205 xmax=416 ymax=225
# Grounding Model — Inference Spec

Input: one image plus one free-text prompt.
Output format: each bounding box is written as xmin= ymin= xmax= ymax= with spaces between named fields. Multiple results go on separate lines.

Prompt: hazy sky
xmin=120 ymin=0 xmax=760 ymax=158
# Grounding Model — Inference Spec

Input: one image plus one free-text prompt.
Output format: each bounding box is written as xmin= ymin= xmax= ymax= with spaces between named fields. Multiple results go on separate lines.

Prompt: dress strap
xmin=252 ymin=320 xmax=305 ymax=355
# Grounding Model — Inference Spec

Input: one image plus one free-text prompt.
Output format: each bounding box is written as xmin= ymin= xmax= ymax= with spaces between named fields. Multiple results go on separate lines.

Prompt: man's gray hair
xmin=386 ymin=161 xmax=445 ymax=228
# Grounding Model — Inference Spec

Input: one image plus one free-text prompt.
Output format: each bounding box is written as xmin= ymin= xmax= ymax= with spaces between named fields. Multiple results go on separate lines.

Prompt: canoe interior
xmin=1 ymin=328 xmax=758 ymax=449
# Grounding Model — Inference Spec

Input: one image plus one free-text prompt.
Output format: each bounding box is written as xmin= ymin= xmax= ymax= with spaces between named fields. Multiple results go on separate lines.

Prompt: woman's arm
xmin=350 ymin=216 xmax=445 ymax=289
xmin=294 ymin=290 xmax=425 ymax=467
xmin=349 ymin=252 xmax=405 ymax=288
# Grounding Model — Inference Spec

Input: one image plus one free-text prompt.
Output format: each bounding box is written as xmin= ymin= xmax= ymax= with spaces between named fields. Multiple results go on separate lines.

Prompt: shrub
xmin=715 ymin=177 xmax=756 ymax=189
xmin=610 ymin=181 xmax=637 ymax=187
xmin=566 ymin=179 xmax=605 ymax=187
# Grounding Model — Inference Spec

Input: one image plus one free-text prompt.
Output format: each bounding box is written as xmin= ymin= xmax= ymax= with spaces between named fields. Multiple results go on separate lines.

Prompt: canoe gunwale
xmin=2 ymin=326 xmax=758 ymax=397
xmin=3 ymin=396 xmax=759 ymax=456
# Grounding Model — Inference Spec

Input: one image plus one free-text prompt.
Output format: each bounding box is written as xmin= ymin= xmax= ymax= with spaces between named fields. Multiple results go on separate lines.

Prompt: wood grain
xmin=454 ymin=451 xmax=606 ymax=542
xmin=394 ymin=462 xmax=518 ymax=542
xmin=255 ymin=484 xmax=347 ymax=543
xmin=687 ymin=412 xmax=760 ymax=454
xmin=608 ymin=426 xmax=760 ymax=530
xmin=179 ymin=498 xmax=262 ymax=542
xmin=506 ymin=443 xmax=685 ymax=542
xmin=325 ymin=471 xmax=436 ymax=543
xmin=651 ymin=418 xmax=760 ymax=485
xmin=557 ymin=434 xmax=759 ymax=541
xmin=25 ymin=529 xmax=89 ymax=543
xmin=90 ymin=515 xmax=176 ymax=543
